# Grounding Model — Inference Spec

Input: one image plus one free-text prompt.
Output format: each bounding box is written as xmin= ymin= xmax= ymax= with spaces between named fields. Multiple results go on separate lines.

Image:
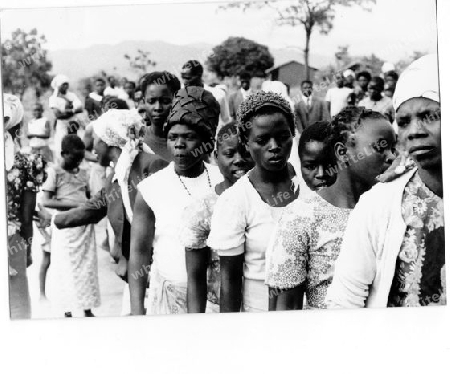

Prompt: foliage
xmin=1 ymin=28 xmax=53 ymax=99
xmin=206 ymin=36 xmax=274 ymax=78
xmin=395 ymin=51 xmax=428 ymax=73
xmin=124 ymin=49 xmax=157 ymax=75
xmin=219 ymin=0 xmax=376 ymax=79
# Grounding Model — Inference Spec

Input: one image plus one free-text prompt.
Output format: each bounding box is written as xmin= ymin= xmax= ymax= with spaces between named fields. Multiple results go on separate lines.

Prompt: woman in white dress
xmin=129 ymin=86 xmax=223 ymax=315
xmin=49 ymin=74 xmax=83 ymax=161
xmin=208 ymin=91 xmax=299 ymax=312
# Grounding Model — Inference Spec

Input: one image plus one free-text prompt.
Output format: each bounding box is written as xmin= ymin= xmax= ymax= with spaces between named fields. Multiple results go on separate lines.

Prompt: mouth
xmin=231 ymin=169 xmax=247 ymax=178
xmin=408 ymin=145 xmax=437 ymax=157
xmin=267 ymin=157 xmax=285 ymax=165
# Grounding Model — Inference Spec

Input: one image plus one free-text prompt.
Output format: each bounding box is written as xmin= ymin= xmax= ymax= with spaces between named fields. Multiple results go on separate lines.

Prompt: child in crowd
xmin=265 ymin=107 xmax=396 ymax=310
xmin=180 ymin=123 xmax=255 ymax=313
xmin=27 ymin=103 xmax=52 ymax=163
xmin=298 ymin=121 xmax=337 ymax=191
xmin=42 ymin=134 xmax=100 ymax=317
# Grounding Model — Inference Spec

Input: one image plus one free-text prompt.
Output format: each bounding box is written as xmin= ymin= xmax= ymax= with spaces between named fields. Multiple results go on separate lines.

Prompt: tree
xmin=220 ymin=0 xmax=376 ymax=80
xmin=206 ymin=36 xmax=274 ymax=78
xmin=1 ymin=28 xmax=53 ymax=99
xmin=124 ymin=49 xmax=157 ymax=75
xmin=395 ymin=51 xmax=427 ymax=73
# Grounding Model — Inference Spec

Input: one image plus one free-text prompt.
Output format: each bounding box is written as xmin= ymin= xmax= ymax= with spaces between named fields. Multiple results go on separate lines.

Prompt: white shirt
xmin=204 ymin=85 xmax=231 ymax=132
xmin=325 ymin=87 xmax=353 ymax=117
xmin=28 ymin=117 xmax=49 ymax=148
xmin=208 ymin=174 xmax=299 ymax=282
xmin=137 ymin=162 xmax=223 ymax=282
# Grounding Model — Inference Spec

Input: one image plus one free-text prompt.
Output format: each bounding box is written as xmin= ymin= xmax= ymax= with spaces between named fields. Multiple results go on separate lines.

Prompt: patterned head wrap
xmin=393 ymin=54 xmax=440 ymax=112
xmin=3 ymin=94 xmax=24 ymax=131
xmin=237 ymin=90 xmax=296 ymax=141
xmin=165 ymin=86 xmax=220 ymax=143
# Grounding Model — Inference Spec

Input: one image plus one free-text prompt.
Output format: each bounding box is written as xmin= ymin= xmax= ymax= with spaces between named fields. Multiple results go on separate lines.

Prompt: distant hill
xmin=48 ymin=39 xmax=334 ymax=85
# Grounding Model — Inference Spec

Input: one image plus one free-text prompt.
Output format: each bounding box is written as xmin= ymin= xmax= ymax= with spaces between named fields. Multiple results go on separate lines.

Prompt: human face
xmin=124 ymin=82 xmax=135 ymax=97
xmin=59 ymin=82 xmax=69 ymax=95
xmin=300 ymin=141 xmax=336 ymax=190
xmin=109 ymin=77 xmax=116 ymax=87
xmin=358 ymin=76 xmax=369 ymax=91
xmin=335 ymin=73 xmax=344 ymax=88
xmin=396 ymin=98 xmax=441 ymax=170
xmin=144 ymin=84 xmax=173 ymax=128
xmin=95 ymin=80 xmax=106 ymax=96
xmin=181 ymin=68 xmax=202 ymax=87
xmin=344 ymin=75 xmax=355 ymax=88
xmin=167 ymin=124 xmax=204 ymax=173
xmin=368 ymin=80 xmax=383 ymax=101
xmin=345 ymin=118 xmax=396 ymax=188
xmin=240 ymin=79 xmax=250 ymax=91
xmin=93 ymin=133 xmax=111 ymax=167
xmin=61 ymin=149 xmax=84 ymax=171
xmin=32 ymin=105 xmax=43 ymax=119
xmin=385 ymin=76 xmax=396 ymax=90
xmin=216 ymin=134 xmax=254 ymax=184
xmin=120 ymin=78 xmax=128 ymax=87
xmin=301 ymin=82 xmax=313 ymax=97
xmin=246 ymin=112 xmax=293 ymax=172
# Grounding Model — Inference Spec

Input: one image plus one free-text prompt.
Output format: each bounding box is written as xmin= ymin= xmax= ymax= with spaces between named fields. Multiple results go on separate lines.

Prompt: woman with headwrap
xmin=40 ymin=108 xmax=168 ymax=315
xmin=5 ymin=94 xmax=47 ymax=319
xmin=49 ymin=74 xmax=83 ymax=160
xmin=129 ymin=86 xmax=223 ymax=315
xmin=327 ymin=54 xmax=445 ymax=308
xmin=207 ymin=91 xmax=300 ymax=313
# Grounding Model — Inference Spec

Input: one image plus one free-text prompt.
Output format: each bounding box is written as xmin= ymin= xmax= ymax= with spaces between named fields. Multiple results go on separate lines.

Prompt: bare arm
xmin=129 ymin=191 xmax=154 ymax=315
xmin=185 ymin=247 xmax=209 ymax=313
xmin=269 ymin=284 xmax=305 ymax=311
xmin=220 ymin=253 xmax=244 ymax=313
xmin=41 ymin=190 xmax=81 ymax=210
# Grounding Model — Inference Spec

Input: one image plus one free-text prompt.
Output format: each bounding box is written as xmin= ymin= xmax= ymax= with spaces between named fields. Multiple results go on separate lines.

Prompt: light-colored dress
xmin=48 ymin=92 xmax=82 ymax=159
xmin=137 ymin=162 xmax=223 ymax=314
xmin=180 ymin=191 xmax=220 ymax=311
xmin=43 ymin=164 xmax=100 ymax=313
xmin=208 ymin=173 xmax=299 ymax=312
xmin=265 ymin=192 xmax=352 ymax=309
xmin=28 ymin=116 xmax=52 ymax=162
xmin=387 ymin=171 xmax=445 ymax=307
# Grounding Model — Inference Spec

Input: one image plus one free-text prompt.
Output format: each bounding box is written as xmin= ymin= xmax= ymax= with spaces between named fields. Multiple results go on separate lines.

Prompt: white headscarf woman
xmin=4 ymin=94 xmax=25 ymax=169
xmin=49 ymin=74 xmax=83 ymax=160
xmin=90 ymin=108 xmax=149 ymax=222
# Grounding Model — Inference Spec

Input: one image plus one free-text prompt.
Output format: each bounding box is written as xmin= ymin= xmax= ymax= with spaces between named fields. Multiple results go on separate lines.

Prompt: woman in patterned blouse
xmin=265 ymin=106 xmax=396 ymax=310
xmin=5 ymin=94 xmax=46 ymax=319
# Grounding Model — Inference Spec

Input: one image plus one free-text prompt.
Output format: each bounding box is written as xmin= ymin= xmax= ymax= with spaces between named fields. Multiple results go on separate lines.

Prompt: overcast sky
xmin=0 ymin=0 xmax=438 ymax=63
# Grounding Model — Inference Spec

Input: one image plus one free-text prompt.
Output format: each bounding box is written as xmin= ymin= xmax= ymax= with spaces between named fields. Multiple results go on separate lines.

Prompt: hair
xmin=182 ymin=60 xmax=204 ymax=77
xmin=328 ymin=106 xmax=388 ymax=165
xmin=237 ymin=91 xmax=296 ymax=143
xmin=385 ymin=70 xmax=399 ymax=81
xmin=140 ymin=71 xmax=181 ymax=97
xmin=102 ymin=96 xmax=129 ymax=111
xmin=108 ymin=76 xmax=115 ymax=83
xmin=216 ymin=123 xmax=239 ymax=149
xmin=95 ymin=77 xmax=106 ymax=84
xmin=371 ymin=77 xmax=385 ymax=89
xmin=356 ymin=71 xmax=372 ymax=82
xmin=301 ymin=80 xmax=313 ymax=87
xmin=61 ymin=134 xmax=85 ymax=155
xmin=239 ymin=71 xmax=251 ymax=81
xmin=298 ymin=121 xmax=331 ymax=156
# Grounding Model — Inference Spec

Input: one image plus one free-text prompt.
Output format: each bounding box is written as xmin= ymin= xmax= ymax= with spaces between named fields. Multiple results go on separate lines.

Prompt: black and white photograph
xmin=1 ymin=0 xmax=448 ymax=371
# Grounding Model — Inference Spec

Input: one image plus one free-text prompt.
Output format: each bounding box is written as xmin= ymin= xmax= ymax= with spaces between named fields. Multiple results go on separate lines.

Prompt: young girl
xmin=265 ymin=107 xmax=396 ymax=310
xmin=129 ymin=86 xmax=222 ymax=315
xmin=208 ymin=91 xmax=299 ymax=313
xmin=180 ymin=123 xmax=255 ymax=313
xmin=42 ymin=134 xmax=100 ymax=317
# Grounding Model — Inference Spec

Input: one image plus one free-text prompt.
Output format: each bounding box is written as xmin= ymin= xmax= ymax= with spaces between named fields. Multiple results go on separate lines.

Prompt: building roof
xmin=266 ymin=60 xmax=319 ymax=74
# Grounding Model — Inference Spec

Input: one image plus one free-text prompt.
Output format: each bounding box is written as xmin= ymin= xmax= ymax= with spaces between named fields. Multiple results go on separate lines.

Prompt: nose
xmin=174 ymin=137 xmax=185 ymax=149
xmin=233 ymin=152 xmax=245 ymax=166
xmin=154 ymin=100 xmax=162 ymax=111
xmin=268 ymin=138 xmax=281 ymax=153
xmin=315 ymin=165 xmax=325 ymax=179
xmin=385 ymin=149 xmax=396 ymax=164
xmin=407 ymin=117 xmax=428 ymax=141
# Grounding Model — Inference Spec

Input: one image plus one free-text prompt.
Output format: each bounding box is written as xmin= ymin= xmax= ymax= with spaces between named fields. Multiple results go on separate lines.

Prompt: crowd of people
xmin=4 ymin=53 xmax=444 ymax=319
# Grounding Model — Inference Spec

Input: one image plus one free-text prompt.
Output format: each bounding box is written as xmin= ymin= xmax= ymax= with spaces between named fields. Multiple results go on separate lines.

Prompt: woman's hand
xmin=376 ymin=152 xmax=415 ymax=183
xmin=37 ymin=203 xmax=52 ymax=228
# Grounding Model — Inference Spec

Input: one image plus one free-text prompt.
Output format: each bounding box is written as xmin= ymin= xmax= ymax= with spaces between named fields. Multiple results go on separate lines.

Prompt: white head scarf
xmin=393 ymin=54 xmax=440 ymax=112
xmin=3 ymin=94 xmax=25 ymax=171
xmin=91 ymin=109 xmax=148 ymax=222
xmin=51 ymin=74 xmax=70 ymax=96
xmin=343 ymin=69 xmax=355 ymax=78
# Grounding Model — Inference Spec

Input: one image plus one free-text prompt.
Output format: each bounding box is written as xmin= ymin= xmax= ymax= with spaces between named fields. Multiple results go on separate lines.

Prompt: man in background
xmin=325 ymin=71 xmax=353 ymax=117
xmin=294 ymin=80 xmax=330 ymax=135
xmin=229 ymin=71 xmax=252 ymax=122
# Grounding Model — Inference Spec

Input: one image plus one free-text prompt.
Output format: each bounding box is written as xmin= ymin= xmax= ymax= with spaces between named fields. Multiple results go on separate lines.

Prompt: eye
xmin=255 ymin=137 xmax=268 ymax=145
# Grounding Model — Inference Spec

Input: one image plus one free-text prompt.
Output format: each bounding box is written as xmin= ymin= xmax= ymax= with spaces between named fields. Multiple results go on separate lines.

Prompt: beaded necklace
xmin=177 ymin=166 xmax=211 ymax=196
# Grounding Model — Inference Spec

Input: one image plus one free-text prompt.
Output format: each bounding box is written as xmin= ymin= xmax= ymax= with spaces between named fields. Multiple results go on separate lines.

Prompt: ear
xmin=334 ymin=142 xmax=349 ymax=163
xmin=244 ymin=142 xmax=250 ymax=153
xmin=213 ymin=149 xmax=218 ymax=160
